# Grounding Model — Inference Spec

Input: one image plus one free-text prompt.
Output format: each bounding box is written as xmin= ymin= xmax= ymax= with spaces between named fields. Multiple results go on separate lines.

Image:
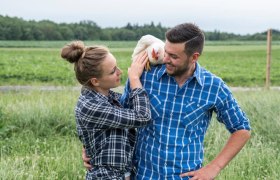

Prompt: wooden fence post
xmin=265 ymin=29 xmax=272 ymax=89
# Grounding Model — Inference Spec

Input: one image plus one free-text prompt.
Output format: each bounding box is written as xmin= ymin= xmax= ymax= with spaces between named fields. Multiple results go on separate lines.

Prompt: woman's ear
xmin=90 ymin=78 xmax=100 ymax=87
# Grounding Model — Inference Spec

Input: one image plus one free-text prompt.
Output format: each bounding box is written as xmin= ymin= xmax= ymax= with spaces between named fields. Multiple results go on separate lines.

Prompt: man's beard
xmin=165 ymin=61 xmax=190 ymax=77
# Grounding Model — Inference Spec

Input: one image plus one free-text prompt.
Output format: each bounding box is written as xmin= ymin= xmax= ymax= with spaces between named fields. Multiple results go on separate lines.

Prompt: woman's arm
xmin=78 ymin=52 xmax=151 ymax=129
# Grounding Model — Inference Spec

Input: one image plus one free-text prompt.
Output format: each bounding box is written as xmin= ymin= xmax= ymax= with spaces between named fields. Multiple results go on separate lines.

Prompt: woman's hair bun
xmin=61 ymin=41 xmax=85 ymax=63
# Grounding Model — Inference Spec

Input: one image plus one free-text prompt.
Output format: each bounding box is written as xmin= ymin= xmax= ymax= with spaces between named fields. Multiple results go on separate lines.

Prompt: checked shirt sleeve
xmin=77 ymin=88 xmax=151 ymax=129
xmin=215 ymin=83 xmax=251 ymax=133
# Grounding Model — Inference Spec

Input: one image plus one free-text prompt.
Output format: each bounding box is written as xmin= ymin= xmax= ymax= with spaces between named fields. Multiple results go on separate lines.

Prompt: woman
xmin=61 ymin=41 xmax=151 ymax=180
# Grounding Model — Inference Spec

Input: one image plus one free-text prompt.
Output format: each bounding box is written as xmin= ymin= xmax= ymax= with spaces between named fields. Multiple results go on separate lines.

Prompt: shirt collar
xmin=194 ymin=62 xmax=204 ymax=86
xmin=156 ymin=62 xmax=204 ymax=86
xmin=81 ymin=87 xmax=116 ymax=101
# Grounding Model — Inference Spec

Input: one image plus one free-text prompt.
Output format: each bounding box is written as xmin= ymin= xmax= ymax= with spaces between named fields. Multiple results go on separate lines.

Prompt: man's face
xmin=163 ymin=40 xmax=193 ymax=77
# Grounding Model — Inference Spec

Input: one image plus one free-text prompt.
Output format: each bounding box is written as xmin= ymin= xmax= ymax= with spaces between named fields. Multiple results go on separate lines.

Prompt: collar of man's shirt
xmin=156 ymin=62 xmax=204 ymax=86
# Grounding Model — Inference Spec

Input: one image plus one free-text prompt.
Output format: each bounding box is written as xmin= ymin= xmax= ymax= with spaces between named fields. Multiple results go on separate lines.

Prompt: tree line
xmin=1 ymin=15 xmax=279 ymax=41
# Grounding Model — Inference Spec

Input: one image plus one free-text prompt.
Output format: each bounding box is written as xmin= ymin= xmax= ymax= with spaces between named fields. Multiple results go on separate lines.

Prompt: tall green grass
xmin=0 ymin=90 xmax=84 ymax=179
xmin=0 ymin=47 xmax=134 ymax=86
xmin=1 ymin=41 xmax=279 ymax=179
xmin=0 ymin=41 xmax=280 ymax=87
xmin=0 ymin=89 xmax=279 ymax=179
xmin=199 ymin=45 xmax=280 ymax=86
xmin=204 ymin=90 xmax=280 ymax=179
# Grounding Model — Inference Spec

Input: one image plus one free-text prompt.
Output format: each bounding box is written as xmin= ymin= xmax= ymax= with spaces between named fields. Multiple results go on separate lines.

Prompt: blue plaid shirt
xmin=121 ymin=63 xmax=251 ymax=180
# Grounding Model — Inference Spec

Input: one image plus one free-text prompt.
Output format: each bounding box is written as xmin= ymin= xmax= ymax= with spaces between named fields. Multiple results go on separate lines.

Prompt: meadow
xmin=0 ymin=41 xmax=280 ymax=179
xmin=0 ymin=40 xmax=280 ymax=87
xmin=1 ymin=89 xmax=279 ymax=179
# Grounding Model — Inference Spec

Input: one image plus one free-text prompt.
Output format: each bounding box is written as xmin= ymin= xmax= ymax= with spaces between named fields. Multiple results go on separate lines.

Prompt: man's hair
xmin=165 ymin=23 xmax=205 ymax=56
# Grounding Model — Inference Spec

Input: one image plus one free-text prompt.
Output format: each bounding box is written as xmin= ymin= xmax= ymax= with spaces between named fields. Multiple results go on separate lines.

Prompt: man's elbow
xmin=235 ymin=129 xmax=251 ymax=141
xmin=242 ymin=130 xmax=251 ymax=143
xmin=245 ymin=129 xmax=251 ymax=140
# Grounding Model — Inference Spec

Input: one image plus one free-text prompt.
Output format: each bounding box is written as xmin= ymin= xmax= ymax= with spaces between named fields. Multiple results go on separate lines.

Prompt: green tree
xmin=37 ymin=20 xmax=63 ymax=40
xmin=0 ymin=14 xmax=279 ymax=41
xmin=21 ymin=27 xmax=34 ymax=40
xmin=78 ymin=20 xmax=102 ymax=40
xmin=59 ymin=26 xmax=74 ymax=40
xmin=73 ymin=26 xmax=88 ymax=40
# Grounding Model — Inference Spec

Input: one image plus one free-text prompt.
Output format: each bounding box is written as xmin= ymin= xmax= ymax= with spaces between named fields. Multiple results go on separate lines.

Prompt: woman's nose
xmin=117 ymin=67 xmax=122 ymax=74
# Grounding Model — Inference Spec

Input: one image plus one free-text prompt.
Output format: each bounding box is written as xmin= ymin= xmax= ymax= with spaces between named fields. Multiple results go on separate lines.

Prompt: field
xmin=1 ymin=89 xmax=279 ymax=179
xmin=0 ymin=40 xmax=280 ymax=87
xmin=0 ymin=41 xmax=280 ymax=179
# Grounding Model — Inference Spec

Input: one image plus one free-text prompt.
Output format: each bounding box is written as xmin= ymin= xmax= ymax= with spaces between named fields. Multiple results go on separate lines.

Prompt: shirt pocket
xmin=148 ymin=94 xmax=162 ymax=119
xmin=183 ymin=100 xmax=210 ymax=130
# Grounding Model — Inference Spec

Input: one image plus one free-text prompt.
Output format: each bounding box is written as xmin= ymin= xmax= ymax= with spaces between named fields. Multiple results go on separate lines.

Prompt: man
xmin=83 ymin=23 xmax=251 ymax=179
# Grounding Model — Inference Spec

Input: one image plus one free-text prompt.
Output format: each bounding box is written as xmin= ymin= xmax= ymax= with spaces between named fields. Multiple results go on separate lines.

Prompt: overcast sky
xmin=1 ymin=0 xmax=279 ymax=35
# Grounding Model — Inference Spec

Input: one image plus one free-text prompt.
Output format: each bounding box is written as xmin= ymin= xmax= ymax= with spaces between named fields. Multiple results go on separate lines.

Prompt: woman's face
xmin=96 ymin=53 xmax=122 ymax=91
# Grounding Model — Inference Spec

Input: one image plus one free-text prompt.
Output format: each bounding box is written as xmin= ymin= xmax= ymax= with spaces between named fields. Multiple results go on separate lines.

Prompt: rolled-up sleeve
xmin=215 ymin=83 xmax=251 ymax=133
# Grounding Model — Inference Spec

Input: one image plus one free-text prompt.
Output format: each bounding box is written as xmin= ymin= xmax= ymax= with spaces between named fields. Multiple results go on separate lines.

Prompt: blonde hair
xmin=61 ymin=41 xmax=109 ymax=88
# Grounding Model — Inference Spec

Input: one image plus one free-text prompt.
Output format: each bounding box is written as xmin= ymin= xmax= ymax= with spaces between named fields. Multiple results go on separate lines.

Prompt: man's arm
xmin=180 ymin=129 xmax=251 ymax=179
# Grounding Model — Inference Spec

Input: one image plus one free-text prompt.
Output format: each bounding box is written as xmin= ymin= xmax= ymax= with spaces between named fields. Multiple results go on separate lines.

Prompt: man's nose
xmin=163 ymin=54 xmax=169 ymax=63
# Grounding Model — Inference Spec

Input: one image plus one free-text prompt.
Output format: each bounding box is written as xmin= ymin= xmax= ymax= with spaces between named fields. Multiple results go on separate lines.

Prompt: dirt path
xmin=1 ymin=85 xmax=280 ymax=92
xmin=0 ymin=85 xmax=125 ymax=92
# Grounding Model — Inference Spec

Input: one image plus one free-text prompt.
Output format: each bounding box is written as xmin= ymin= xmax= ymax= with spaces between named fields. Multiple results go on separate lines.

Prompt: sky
xmin=1 ymin=0 xmax=279 ymax=35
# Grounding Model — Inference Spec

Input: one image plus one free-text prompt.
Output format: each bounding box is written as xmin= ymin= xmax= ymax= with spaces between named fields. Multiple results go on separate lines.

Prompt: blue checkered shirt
xmin=121 ymin=63 xmax=251 ymax=180
xmin=75 ymin=87 xmax=151 ymax=179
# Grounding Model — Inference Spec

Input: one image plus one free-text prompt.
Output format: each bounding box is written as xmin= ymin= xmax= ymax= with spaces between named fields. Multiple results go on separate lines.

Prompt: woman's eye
xmin=110 ymin=67 xmax=116 ymax=74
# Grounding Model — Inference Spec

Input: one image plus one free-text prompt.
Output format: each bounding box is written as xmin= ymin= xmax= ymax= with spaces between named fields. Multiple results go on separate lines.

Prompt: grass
xmin=0 ymin=90 xmax=84 ymax=179
xmin=0 ymin=41 xmax=280 ymax=87
xmin=0 ymin=47 xmax=134 ymax=86
xmin=0 ymin=89 xmax=279 ymax=179
xmin=204 ymin=90 xmax=280 ymax=179
xmin=199 ymin=45 xmax=280 ymax=86
xmin=0 ymin=41 xmax=280 ymax=179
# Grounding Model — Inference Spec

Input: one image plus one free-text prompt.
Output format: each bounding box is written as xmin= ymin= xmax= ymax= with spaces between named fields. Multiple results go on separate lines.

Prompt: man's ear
xmin=90 ymin=78 xmax=99 ymax=87
xmin=192 ymin=52 xmax=200 ymax=63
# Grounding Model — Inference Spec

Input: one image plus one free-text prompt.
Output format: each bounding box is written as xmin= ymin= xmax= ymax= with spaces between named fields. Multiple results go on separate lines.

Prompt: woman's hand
xmin=128 ymin=51 xmax=149 ymax=89
xmin=82 ymin=147 xmax=92 ymax=170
